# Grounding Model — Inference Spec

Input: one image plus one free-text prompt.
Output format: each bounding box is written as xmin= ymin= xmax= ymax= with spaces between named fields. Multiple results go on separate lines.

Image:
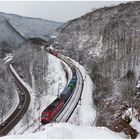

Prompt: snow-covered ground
xmin=122 ymin=107 xmax=140 ymax=138
xmin=2 ymin=123 xmax=126 ymax=139
xmin=3 ymin=53 xmax=14 ymax=64
xmin=66 ymin=56 xmax=96 ymax=126
xmin=10 ymin=64 xmax=33 ymax=96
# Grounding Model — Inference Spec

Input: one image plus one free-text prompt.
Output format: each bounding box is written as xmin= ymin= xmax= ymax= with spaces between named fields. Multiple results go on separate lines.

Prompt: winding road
xmin=0 ymin=65 xmax=31 ymax=136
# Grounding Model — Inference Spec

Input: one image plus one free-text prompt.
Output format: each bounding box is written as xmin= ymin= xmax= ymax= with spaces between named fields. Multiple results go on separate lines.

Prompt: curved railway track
xmin=52 ymin=59 xmax=83 ymax=123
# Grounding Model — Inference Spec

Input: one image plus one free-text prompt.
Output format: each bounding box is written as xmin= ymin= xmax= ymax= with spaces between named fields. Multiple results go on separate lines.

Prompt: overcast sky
xmin=0 ymin=1 xmax=129 ymax=22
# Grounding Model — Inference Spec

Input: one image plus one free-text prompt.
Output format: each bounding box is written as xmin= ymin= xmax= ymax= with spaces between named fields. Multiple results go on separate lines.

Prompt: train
xmin=41 ymin=98 xmax=65 ymax=124
xmin=41 ymin=49 xmax=77 ymax=124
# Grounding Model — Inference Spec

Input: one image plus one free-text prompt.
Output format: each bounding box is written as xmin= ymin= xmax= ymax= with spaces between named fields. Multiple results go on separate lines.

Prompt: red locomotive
xmin=41 ymin=98 xmax=64 ymax=124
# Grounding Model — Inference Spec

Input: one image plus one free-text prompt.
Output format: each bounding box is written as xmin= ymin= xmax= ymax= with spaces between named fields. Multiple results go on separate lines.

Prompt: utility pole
xmin=57 ymin=83 xmax=62 ymax=97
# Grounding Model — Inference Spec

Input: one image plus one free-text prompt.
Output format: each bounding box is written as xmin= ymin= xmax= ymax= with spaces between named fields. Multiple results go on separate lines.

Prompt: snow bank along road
xmin=0 ymin=64 xmax=31 ymax=136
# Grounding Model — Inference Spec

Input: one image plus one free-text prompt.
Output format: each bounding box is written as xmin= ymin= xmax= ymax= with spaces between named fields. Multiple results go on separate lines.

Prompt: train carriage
xmin=68 ymin=82 xmax=76 ymax=90
xmin=60 ymin=87 xmax=72 ymax=102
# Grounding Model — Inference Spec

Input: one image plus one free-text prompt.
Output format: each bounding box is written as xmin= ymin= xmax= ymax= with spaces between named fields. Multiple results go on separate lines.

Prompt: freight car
xmin=68 ymin=80 xmax=76 ymax=90
xmin=71 ymin=67 xmax=77 ymax=77
xmin=60 ymin=87 xmax=72 ymax=102
xmin=41 ymin=98 xmax=64 ymax=124
xmin=60 ymin=78 xmax=77 ymax=102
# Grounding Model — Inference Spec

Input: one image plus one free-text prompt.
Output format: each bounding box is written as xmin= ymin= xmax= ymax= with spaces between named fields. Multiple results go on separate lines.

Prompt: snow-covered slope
xmin=0 ymin=12 xmax=63 ymax=41
xmin=67 ymin=57 xmax=96 ymax=126
xmin=53 ymin=1 xmax=140 ymax=137
xmin=3 ymin=123 xmax=126 ymax=139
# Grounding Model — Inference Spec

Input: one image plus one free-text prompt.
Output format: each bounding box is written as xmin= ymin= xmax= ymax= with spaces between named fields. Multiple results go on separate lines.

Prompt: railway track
xmin=52 ymin=65 xmax=83 ymax=123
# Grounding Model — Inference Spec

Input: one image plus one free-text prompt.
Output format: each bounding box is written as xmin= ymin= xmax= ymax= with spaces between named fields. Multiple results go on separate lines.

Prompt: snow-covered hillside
xmin=0 ymin=12 xmax=63 ymax=41
xmin=53 ymin=1 xmax=140 ymax=137
xmin=0 ymin=15 xmax=24 ymax=48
